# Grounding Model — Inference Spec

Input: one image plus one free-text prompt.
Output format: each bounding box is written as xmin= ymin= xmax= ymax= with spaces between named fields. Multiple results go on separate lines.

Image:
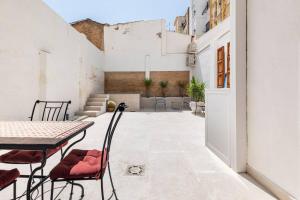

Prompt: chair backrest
xmin=183 ymin=97 xmax=191 ymax=103
xmin=100 ymin=102 xmax=127 ymax=177
xmin=155 ymin=97 xmax=166 ymax=103
xmin=29 ymin=100 xmax=72 ymax=121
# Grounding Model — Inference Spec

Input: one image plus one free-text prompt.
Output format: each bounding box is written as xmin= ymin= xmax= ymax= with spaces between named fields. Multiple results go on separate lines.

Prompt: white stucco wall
xmin=104 ymin=20 xmax=191 ymax=72
xmin=199 ymin=18 xmax=233 ymax=170
xmin=205 ymin=89 xmax=231 ymax=165
xmin=247 ymin=0 xmax=300 ymax=198
xmin=0 ymin=0 xmax=104 ymax=120
xmin=193 ymin=18 xmax=230 ymax=89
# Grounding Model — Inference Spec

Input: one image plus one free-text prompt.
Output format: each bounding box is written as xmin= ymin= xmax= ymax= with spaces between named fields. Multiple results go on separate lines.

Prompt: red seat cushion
xmin=0 ymin=143 xmax=67 ymax=164
xmin=0 ymin=169 xmax=20 ymax=189
xmin=50 ymin=149 xmax=107 ymax=180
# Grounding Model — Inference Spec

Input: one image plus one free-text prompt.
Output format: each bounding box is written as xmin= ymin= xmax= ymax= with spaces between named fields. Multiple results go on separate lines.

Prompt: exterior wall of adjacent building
xmin=0 ymin=0 xmax=105 ymax=120
xmin=103 ymin=20 xmax=191 ymax=96
xmin=174 ymin=16 xmax=187 ymax=34
xmin=209 ymin=0 xmax=230 ymax=29
xmin=247 ymin=0 xmax=300 ymax=199
xmin=190 ymin=0 xmax=210 ymax=37
xmin=104 ymin=19 xmax=190 ymax=72
xmin=174 ymin=8 xmax=190 ymax=35
xmin=190 ymin=0 xmax=231 ymax=38
xmin=72 ymin=19 xmax=107 ymax=51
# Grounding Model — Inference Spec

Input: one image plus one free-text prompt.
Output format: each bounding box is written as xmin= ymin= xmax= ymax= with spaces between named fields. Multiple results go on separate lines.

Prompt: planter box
xmin=141 ymin=97 xmax=191 ymax=110
xmin=189 ymin=101 xmax=205 ymax=113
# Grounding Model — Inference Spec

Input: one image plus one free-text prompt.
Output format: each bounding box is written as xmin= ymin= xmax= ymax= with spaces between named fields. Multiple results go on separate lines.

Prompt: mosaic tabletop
xmin=0 ymin=121 xmax=94 ymax=150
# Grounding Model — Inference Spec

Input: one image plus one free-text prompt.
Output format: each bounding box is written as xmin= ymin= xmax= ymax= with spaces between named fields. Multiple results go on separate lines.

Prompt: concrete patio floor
xmin=1 ymin=112 xmax=276 ymax=200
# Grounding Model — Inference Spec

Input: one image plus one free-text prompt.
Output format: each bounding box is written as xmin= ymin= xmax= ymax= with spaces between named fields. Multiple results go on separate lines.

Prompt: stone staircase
xmin=76 ymin=94 xmax=109 ymax=117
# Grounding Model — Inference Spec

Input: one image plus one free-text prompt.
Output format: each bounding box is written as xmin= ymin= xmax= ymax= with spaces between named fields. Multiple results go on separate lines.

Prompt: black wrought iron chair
xmin=49 ymin=103 xmax=127 ymax=200
xmin=0 ymin=169 xmax=20 ymax=199
xmin=29 ymin=100 xmax=71 ymax=121
xmin=155 ymin=97 xmax=167 ymax=111
xmin=182 ymin=97 xmax=191 ymax=110
xmin=0 ymin=100 xmax=71 ymax=200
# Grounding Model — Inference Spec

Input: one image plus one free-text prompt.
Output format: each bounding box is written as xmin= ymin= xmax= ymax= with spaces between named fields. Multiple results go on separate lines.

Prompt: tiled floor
xmin=0 ymin=112 xmax=276 ymax=200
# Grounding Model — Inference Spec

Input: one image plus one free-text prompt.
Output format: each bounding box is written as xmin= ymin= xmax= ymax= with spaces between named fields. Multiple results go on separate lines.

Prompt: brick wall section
xmin=105 ymin=72 xmax=145 ymax=94
xmin=72 ymin=19 xmax=106 ymax=51
xmin=105 ymin=71 xmax=190 ymax=97
xmin=150 ymin=71 xmax=190 ymax=97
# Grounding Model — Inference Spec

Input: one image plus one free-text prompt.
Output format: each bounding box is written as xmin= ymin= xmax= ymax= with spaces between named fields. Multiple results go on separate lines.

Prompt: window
xmin=217 ymin=46 xmax=225 ymax=88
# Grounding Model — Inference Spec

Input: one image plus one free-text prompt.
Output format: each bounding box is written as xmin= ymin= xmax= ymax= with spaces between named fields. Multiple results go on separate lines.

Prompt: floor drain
xmin=126 ymin=165 xmax=145 ymax=176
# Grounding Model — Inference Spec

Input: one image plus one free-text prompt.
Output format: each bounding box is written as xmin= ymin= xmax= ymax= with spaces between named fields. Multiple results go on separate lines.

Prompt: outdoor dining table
xmin=0 ymin=121 xmax=94 ymax=200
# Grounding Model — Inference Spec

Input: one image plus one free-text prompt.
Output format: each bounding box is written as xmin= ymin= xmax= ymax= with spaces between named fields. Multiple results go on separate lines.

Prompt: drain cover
xmin=126 ymin=165 xmax=145 ymax=176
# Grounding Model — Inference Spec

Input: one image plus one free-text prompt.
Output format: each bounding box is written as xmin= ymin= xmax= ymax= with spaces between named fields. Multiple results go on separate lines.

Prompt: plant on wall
xmin=187 ymin=77 xmax=206 ymax=102
xmin=159 ymin=81 xmax=168 ymax=97
xmin=144 ymin=78 xmax=153 ymax=97
xmin=177 ymin=81 xmax=188 ymax=97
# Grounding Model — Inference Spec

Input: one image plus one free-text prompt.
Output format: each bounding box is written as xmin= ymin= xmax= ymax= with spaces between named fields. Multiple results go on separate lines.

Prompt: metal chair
xmin=155 ymin=97 xmax=167 ymax=111
xmin=0 ymin=100 xmax=71 ymax=200
xmin=182 ymin=97 xmax=191 ymax=110
xmin=29 ymin=100 xmax=71 ymax=121
xmin=0 ymin=169 xmax=20 ymax=200
xmin=49 ymin=103 xmax=127 ymax=200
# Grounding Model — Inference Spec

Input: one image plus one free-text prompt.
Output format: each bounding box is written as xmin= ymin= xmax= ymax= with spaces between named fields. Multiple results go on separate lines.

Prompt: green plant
xmin=107 ymin=100 xmax=117 ymax=112
xmin=187 ymin=77 xmax=206 ymax=102
xmin=177 ymin=81 xmax=188 ymax=97
xmin=159 ymin=81 xmax=168 ymax=97
xmin=144 ymin=78 xmax=153 ymax=97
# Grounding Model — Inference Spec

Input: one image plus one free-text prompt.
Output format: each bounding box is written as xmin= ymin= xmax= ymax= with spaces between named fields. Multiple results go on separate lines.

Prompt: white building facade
xmin=193 ymin=0 xmax=300 ymax=199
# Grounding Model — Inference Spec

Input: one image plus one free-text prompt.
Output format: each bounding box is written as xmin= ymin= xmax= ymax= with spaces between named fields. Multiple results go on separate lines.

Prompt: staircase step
xmin=85 ymin=106 xmax=102 ymax=111
xmin=90 ymin=94 xmax=109 ymax=98
xmin=75 ymin=94 xmax=108 ymax=118
xmin=88 ymin=98 xmax=107 ymax=102
xmin=86 ymin=102 xmax=105 ymax=106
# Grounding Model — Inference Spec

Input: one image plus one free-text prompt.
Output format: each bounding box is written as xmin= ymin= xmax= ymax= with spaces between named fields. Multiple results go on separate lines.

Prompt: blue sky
xmin=43 ymin=0 xmax=190 ymax=30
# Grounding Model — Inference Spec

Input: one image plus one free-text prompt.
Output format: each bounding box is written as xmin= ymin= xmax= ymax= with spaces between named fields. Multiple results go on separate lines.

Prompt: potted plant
xmin=107 ymin=100 xmax=117 ymax=112
xmin=177 ymin=81 xmax=187 ymax=97
xmin=187 ymin=77 xmax=206 ymax=112
xmin=144 ymin=78 xmax=153 ymax=98
xmin=159 ymin=81 xmax=168 ymax=97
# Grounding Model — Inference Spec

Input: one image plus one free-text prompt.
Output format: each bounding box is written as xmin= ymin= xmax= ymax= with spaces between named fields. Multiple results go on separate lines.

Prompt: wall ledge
xmin=247 ymin=165 xmax=297 ymax=200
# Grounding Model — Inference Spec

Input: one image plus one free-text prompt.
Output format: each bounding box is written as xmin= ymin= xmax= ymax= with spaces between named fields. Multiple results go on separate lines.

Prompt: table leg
xmin=61 ymin=131 xmax=86 ymax=159
xmin=58 ymin=131 xmax=87 ymax=199
xmin=41 ymin=168 xmax=44 ymax=200
xmin=26 ymin=150 xmax=47 ymax=200
xmin=13 ymin=181 xmax=17 ymax=200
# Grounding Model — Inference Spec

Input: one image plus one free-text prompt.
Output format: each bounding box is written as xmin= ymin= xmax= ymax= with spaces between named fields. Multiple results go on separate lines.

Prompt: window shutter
xmin=227 ymin=42 xmax=231 ymax=88
xmin=217 ymin=46 xmax=225 ymax=88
